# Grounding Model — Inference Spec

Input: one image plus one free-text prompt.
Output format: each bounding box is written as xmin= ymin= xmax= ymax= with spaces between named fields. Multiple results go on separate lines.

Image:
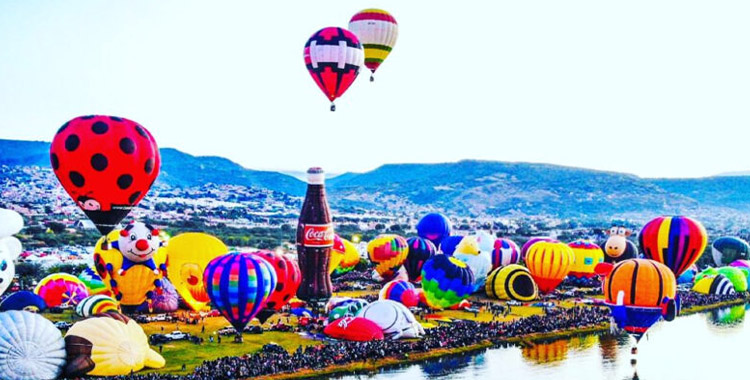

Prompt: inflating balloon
xmin=328 ymin=299 xmax=369 ymax=322
xmin=304 ymin=27 xmax=364 ymax=111
xmin=525 ymin=241 xmax=574 ymax=294
xmin=78 ymin=267 xmax=111 ymax=296
xmin=165 ymin=232 xmax=228 ymax=311
xmin=367 ymin=234 xmax=409 ymax=281
xmin=34 ymin=273 xmax=89 ymax=307
xmin=692 ymin=273 xmax=735 ymax=295
xmin=730 ymin=260 xmax=750 ymax=283
xmin=348 ymin=9 xmax=398 ymax=82
xmin=439 ymin=235 xmax=463 ymax=256
xmin=491 ymin=238 xmax=520 ymax=269
xmin=379 ymin=280 xmax=419 ymax=307
xmin=0 ymin=291 xmax=47 ymax=312
xmin=324 ymin=317 xmax=384 ymax=341
xmin=357 ymin=300 xmax=424 ymax=339
xmin=421 ymin=254 xmax=474 ymax=309
xmin=330 ymin=235 xmax=347 ymax=274
xmin=639 ymin=216 xmax=707 ymax=276
xmin=696 ymin=267 xmax=748 ymax=292
xmin=711 ymin=237 xmax=750 ymax=267
xmin=204 ymin=252 xmax=276 ymax=333
xmin=454 ymin=235 xmax=492 ymax=291
xmin=416 ymin=213 xmax=452 ymax=247
xmin=0 ymin=311 xmax=66 ymax=380
xmin=75 ymin=294 xmax=120 ymax=317
xmin=250 ymin=250 xmax=301 ymax=324
xmin=567 ymin=240 xmax=604 ymax=279
xmin=146 ymin=278 xmax=179 ymax=313
xmin=404 ymin=237 xmax=436 ymax=282
xmin=602 ymin=259 xmax=677 ymax=341
xmin=521 ymin=237 xmax=555 ymax=261
xmin=64 ymin=312 xmax=165 ymax=376
xmin=485 ymin=264 xmax=538 ymax=302
xmin=333 ymin=237 xmax=360 ymax=275
xmin=50 ymin=115 xmax=160 ymax=235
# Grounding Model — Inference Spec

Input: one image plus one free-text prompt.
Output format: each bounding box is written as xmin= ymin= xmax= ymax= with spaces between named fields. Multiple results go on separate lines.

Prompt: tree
xmin=47 ymin=222 xmax=66 ymax=234
xmin=15 ymin=262 xmax=43 ymax=290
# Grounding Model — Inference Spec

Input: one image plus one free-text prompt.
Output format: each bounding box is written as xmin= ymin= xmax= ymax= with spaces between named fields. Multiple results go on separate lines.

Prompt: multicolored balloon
xmin=379 ymin=280 xmax=419 ymax=307
xmin=147 ymin=278 xmax=179 ymax=313
xmin=491 ymin=238 xmax=520 ymax=269
xmin=639 ymin=216 xmax=707 ymax=276
xmin=328 ymin=299 xmax=369 ymax=322
xmin=367 ymin=234 xmax=409 ymax=280
xmin=50 ymin=115 xmax=160 ymax=235
xmin=485 ymin=264 xmax=538 ymax=302
xmin=416 ymin=213 xmax=452 ymax=247
xmin=602 ymin=259 xmax=677 ymax=341
xmin=711 ymin=237 xmax=750 ymax=267
xmin=692 ymin=273 xmax=735 ymax=295
xmin=520 ymin=237 xmax=555 ymax=261
xmin=203 ymin=252 xmax=277 ymax=333
xmin=420 ymin=254 xmax=474 ymax=309
xmin=0 ymin=291 xmax=47 ymax=312
xmin=525 ymin=241 xmax=574 ymax=294
xmin=304 ymin=27 xmax=364 ymax=111
xmin=567 ymin=240 xmax=604 ymax=279
xmin=34 ymin=273 xmax=89 ymax=307
xmin=0 ymin=311 xmax=66 ymax=380
xmin=357 ymin=300 xmax=424 ymax=339
xmin=439 ymin=235 xmax=463 ymax=256
xmin=165 ymin=232 xmax=228 ymax=311
xmin=75 ymin=295 xmax=120 ymax=317
xmin=78 ymin=267 xmax=110 ymax=296
xmin=403 ymin=237 xmax=436 ymax=282
xmin=333 ymin=237 xmax=361 ymax=275
xmin=348 ymin=9 xmax=398 ymax=82
xmin=250 ymin=250 xmax=301 ymax=323
xmin=696 ymin=267 xmax=748 ymax=292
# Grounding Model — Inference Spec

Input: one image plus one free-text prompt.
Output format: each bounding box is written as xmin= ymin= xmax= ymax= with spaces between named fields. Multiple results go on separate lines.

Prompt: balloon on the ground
xmin=348 ymin=9 xmax=398 ymax=82
xmin=64 ymin=312 xmax=165 ymax=376
xmin=78 ymin=267 xmax=111 ymax=296
xmin=330 ymin=235 xmax=347 ymax=274
xmin=0 ymin=291 xmax=47 ymax=312
xmin=50 ymin=115 xmax=160 ymax=235
xmin=34 ymin=273 xmax=89 ymax=307
xmin=416 ymin=213 xmax=452 ymax=247
xmin=567 ymin=240 xmax=604 ymax=279
xmin=485 ymin=264 xmax=538 ymax=301
xmin=333 ymin=237 xmax=360 ymax=275
xmin=525 ymin=241 xmax=575 ymax=294
xmin=729 ymin=260 xmax=750 ymax=283
xmin=711 ymin=237 xmax=750 ymax=267
xmin=204 ymin=252 xmax=277 ymax=333
xmin=473 ymin=231 xmax=496 ymax=255
xmin=0 ymin=310 xmax=66 ymax=380
xmin=454 ymin=235 xmax=492 ymax=291
xmin=0 ymin=248 xmax=16 ymax=298
xmin=75 ymin=294 xmax=120 ymax=317
xmin=166 ymin=232 xmax=228 ymax=311
xmin=639 ymin=216 xmax=708 ymax=276
xmin=250 ymin=250 xmax=301 ymax=323
xmin=304 ymin=27 xmax=364 ymax=111
xmin=0 ymin=208 xmax=23 ymax=237
xmin=421 ymin=254 xmax=474 ymax=309
xmin=367 ymin=234 xmax=409 ymax=280
xmin=324 ymin=317 xmax=384 ymax=341
xmin=491 ymin=238 xmax=521 ymax=269
xmin=715 ymin=267 xmax=748 ymax=292
xmin=692 ymin=273 xmax=735 ymax=295
xmin=676 ymin=265 xmax=698 ymax=284
xmin=147 ymin=278 xmax=179 ymax=313
xmin=521 ymin=237 xmax=555 ymax=261
xmin=379 ymin=280 xmax=419 ymax=307
xmin=328 ymin=299 xmax=369 ymax=322
xmin=357 ymin=300 xmax=424 ymax=339
xmin=602 ymin=259 xmax=677 ymax=341
xmin=404 ymin=237 xmax=436 ymax=282
xmin=439 ymin=235 xmax=463 ymax=256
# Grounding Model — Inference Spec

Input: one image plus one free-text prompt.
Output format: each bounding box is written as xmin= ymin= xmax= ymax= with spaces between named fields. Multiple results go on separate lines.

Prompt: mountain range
xmin=2 ymin=138 xmax=750 ymax=221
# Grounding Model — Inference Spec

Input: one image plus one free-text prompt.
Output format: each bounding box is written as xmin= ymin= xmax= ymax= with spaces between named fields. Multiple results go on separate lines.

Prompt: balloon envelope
xmin=711 ymin=237 xmax=750 ymax=267
xmin=379 ymin=280 xmax=419 ymax=307
xmin=639 ymin=216 xmax=707 ymax=276
xmin=439 ymin=235 xmax=463 ymax=256
xmin=416 ymin=213 xmax=452 ymax=247
xmin=491 ymin=238 xmax=521 ymax=269
xmin=348 ymin=9 xmax=398 ymax=78
xmin=404 ymin=237 xmax=436 ymax=282
xmin=324 ymin=317 xmax=384 ymax=341
xmin=78 ymin=267 xmax=110 ymax=296
xmin=75 ymin=294 xmax=120 ymax=317
xmin=0 ymin=291 xmax=47 ymax=312
xmin=0 ymin=208 xmax=23 ymax=237
xmin=304 ymin=27 xmax=364 ymax=109
xmin=166 ymin=232 xmax=228 ymax=311
xmin=525 ymin=242 xmax=574 ymax=294
xmin=0 ymin=311 xmax=66 ymax=380
xmin=421 ymin=255 xmax=474 ymax=309
xmin=357 ymin=300 xmax=424 ymax=339
xmin=486 ymin=265 xmax=538 ymax=301
xmin=567 ymin=240 xmax=604 ymax=279
xmin=367 ymin=234 xmax=409 ymax=280
xmin=34 ymin=273 xmax=89 ymax=307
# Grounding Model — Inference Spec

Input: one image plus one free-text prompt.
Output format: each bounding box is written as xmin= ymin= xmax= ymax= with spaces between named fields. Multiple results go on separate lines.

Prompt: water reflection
xmin=708 ymin=303 xmax=746 ymax=326
xmin=522 ymin=339 xmax=568 ymax=364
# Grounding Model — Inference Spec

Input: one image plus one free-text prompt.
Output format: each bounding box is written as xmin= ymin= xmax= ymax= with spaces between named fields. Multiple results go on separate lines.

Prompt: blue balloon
xmin=439 ymin=236 xmax=463 ymax=256
xmin=416 ymin=213 xmax=452 ymax=247
xmin=0 ymin=291 xmax=47 ymax=312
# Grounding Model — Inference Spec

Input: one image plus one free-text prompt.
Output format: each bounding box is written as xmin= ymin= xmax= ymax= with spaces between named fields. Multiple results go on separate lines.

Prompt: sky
xmin=0 ymin=1 xmax=749 ymax=178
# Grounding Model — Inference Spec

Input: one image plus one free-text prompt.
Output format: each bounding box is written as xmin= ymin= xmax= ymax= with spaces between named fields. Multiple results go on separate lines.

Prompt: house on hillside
xmin=74 ymin=220 xmax=97 ymax=230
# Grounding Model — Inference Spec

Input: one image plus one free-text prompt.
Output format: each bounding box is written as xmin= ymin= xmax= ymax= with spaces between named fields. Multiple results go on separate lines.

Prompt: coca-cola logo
xmin=303 ymin=224 xmax=334 ymax=247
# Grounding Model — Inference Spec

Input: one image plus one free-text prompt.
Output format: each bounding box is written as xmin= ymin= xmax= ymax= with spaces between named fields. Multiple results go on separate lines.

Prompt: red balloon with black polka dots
xmin=50 ymin=115 xmax=160 ymax=235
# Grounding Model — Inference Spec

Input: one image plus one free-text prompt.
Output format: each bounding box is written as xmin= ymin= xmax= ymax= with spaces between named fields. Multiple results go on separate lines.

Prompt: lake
xmin=337 ymin=304 xmax=750 ymax=380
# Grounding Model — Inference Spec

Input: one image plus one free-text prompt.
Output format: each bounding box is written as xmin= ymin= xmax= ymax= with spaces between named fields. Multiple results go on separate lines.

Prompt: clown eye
xmin=130 ymin=235 xmax=136 ymax=241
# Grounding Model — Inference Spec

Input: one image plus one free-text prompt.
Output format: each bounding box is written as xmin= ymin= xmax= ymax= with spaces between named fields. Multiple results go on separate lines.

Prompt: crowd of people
xmin=678 ymin=290 xmax=748 ymax=308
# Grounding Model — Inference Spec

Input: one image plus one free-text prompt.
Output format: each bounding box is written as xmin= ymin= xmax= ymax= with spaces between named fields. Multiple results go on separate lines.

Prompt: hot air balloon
xmin=50 ymin=115 xmax=160 ymax=235
xmin=639 ymin=216 xmax=707 ymax=276
xmin=0 ymin=311 xmax=66 ymax=380
xmin=250 ymin=250 xmax=301 ymax=324
xmin=324 ymin=317 xmax=384 ymax=341
xmin=34 ymin=273 xmax=89 ymax=308
xmin=416 ymin=213 xmax=452 ymax=247
xmin=421 ymin=254 xmax=474 ymax=309
xmin=357 ymin=300 xmax=424 ymax=339
xmin=0 ymin=208 xmax=23 ymax=262
xmin=64 ymin=312 xmax=165 ymax=376
xmin=696 ymin=267 xmax=747 ymax=292
xmin=692 ymin=273 xmax=735 ymax=295
xmin=404 ymin=237 xmax=436 ymax=282
xmin=676 ymin=265 xmax=698 ymax=284
xmin=485 ymin=264 xmax=538 ymax=302
xmin=520 ymin=237 xmax=555 ymax=261
xmin=491 ymin=238 xmax=521 ymax=269
xmin=0 ymin=291 xmax=47 ymax=312
xmin=602 ymin=226 xmax=637 ymax=263
xmin=304 ymin=27 xmax=364 ymax=111
xmin=525 ymin=241 xmax=575 ymax=294
xmin=333 ymin=236 xmax=360 ymax=275
xmin=711 ymin=237 xmax=750 ymax=267
xmin=730 ymin=260 xmax=750 ymax=283
xmin=439 ymin=235 xmax=463 ymax=256
xmin=348 ymin=9 xmax=398 ymax=82
xmin=453 ymin=235 xmax=492 ymax=291
xmin=567 ymin=240 xmax=604 ymax=279
xmin=327 ymin=298 xmax=369 ymax=322
xmin=0 ymin=248 xmax=15 ymax=298
xmin=165 ymin=232 xmax=228 ymax=311
xmin=75 ymin=295 xmax=120 ymax=317
xmin=379 ymin=280 xmax=419 ymax=307
xmin=204 ymin=252 xmax=276 ymax=334
xmin=78 ymin=267 xmax=110 ymax=296
xmin=367 ymin=234 xmax=409 ymax=281
xmin=146 ymin=278 xmax=179 ymax=313
xmin=602 ymin=259 xmax=677 ymax=341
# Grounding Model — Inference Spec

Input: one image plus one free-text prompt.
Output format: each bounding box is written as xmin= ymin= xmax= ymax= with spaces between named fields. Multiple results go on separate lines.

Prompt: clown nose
xmin=135 ymin=239 xmax=150 ymax=251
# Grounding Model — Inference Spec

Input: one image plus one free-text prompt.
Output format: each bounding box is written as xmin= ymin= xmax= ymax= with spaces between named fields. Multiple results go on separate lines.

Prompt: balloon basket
xmin=330 ymin=103 xmax=336 ymax=112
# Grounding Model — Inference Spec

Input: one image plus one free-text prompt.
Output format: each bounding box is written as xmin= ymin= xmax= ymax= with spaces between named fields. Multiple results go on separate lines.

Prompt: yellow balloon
xmin=330 ymin=236 xmax=360 ymax=274
xmin=165 ymin=233 xmax=228 ymax=311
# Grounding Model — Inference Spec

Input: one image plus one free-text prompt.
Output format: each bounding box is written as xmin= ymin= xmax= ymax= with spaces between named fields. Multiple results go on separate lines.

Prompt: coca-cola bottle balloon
xmin=296 ymin=167 xmax=335 ymax=305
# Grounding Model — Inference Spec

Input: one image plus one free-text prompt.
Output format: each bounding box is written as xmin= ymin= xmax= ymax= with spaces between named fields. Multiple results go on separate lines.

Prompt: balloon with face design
xmin=165 ymin=233 xmax=228 ymax=311
xmin=111 ymin=221 xmax=163 ymax=276
xmin=603 ymin=226 xmax=637 ymax=263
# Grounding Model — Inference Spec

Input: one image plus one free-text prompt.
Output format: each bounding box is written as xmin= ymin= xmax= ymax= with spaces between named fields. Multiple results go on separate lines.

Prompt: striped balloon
xmin=78 ymin=267 xmax=110 ymax=296
xmin=525 ymin=242 xmax=575 ymax=294
xmin=692 ymin=274 xmax=735 ymax=296
xmin=203 ymin=252 xmax=277 ymax=332
xmin=491 ymin=238 xmax=521 ymax=269
xmin=404 ymin=237 xmax=436 ymax=282
xmin=567 ymin=240 xmax=604 ymax=279
xmin=639 ymin=216 xmax=708 ymax=276
xmin=348 ymin=9 xmax=398 ymax=81
xmin=485 ymin=264 xmax=538 ymax=302
xmin=379 ymin=280 xmax=419 ymax=307
xmin=75 ymin=295 xmax=120 ymax=317
xmin=367 ymin=234 xmax=409 ymax=280
xmin=304 ymin=27 xmax=364 ymax=111
xmin=34 ymin=273 xmax=89 ymax=308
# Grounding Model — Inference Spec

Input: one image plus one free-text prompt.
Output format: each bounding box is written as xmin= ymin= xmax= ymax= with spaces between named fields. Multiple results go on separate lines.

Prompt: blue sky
xmin=1 ymin=1 xmax=748 ymax=178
